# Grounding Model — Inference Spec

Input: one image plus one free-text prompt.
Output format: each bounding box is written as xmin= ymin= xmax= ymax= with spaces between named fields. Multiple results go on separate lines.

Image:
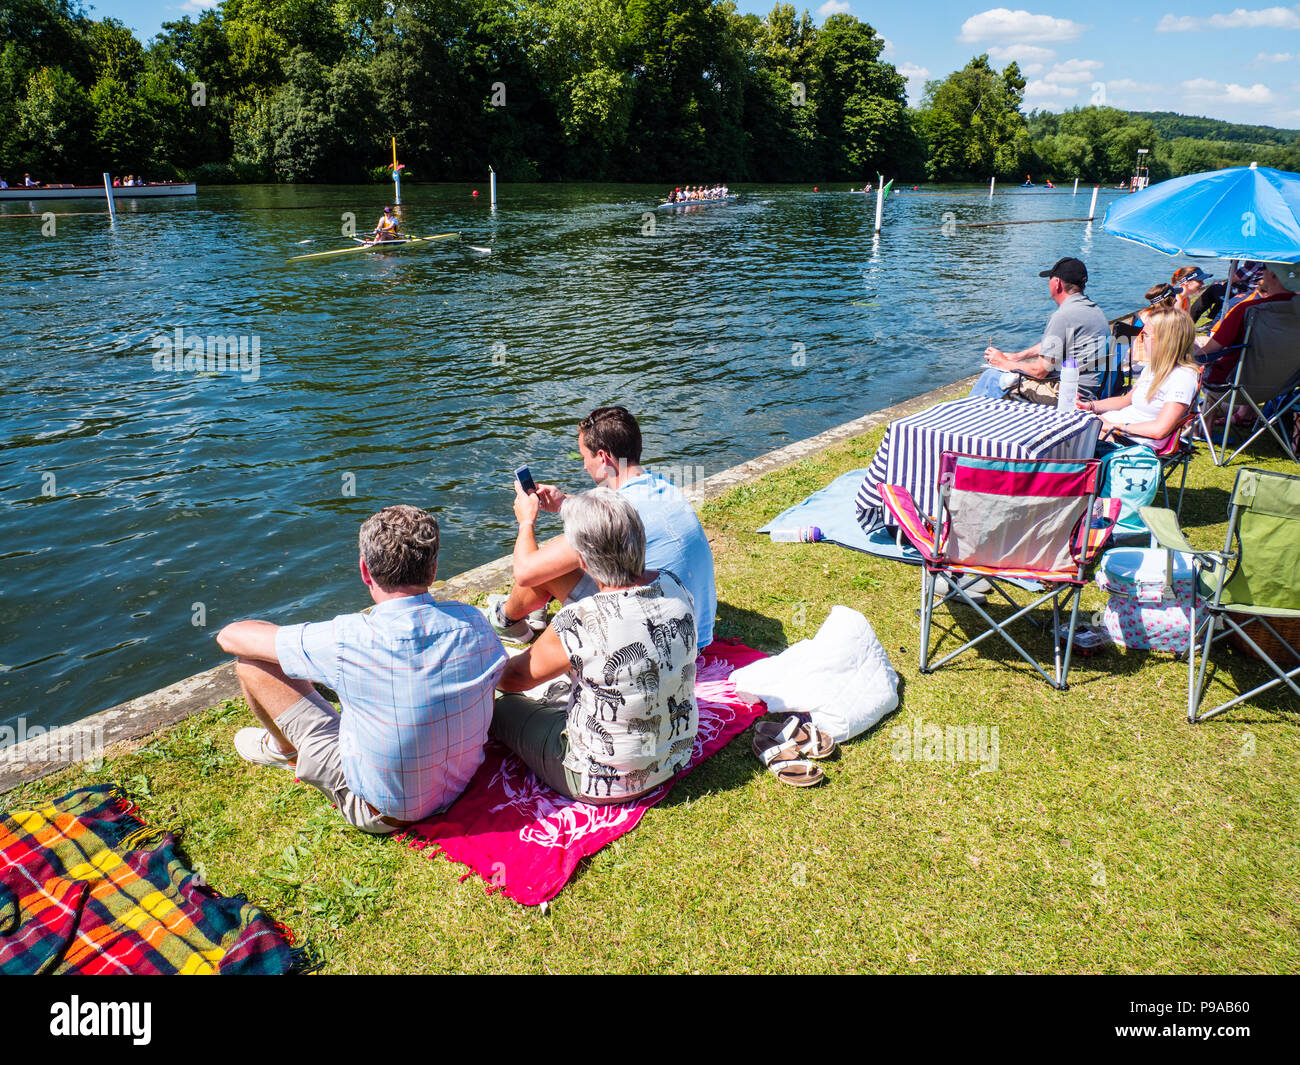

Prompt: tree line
xmin=3 ymin=0 xmax=1297 ymax=186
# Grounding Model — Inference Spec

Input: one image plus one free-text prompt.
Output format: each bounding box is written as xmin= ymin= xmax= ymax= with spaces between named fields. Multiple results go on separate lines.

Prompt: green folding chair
xmin=1141 ymin=467 xmax=1300 ymax=723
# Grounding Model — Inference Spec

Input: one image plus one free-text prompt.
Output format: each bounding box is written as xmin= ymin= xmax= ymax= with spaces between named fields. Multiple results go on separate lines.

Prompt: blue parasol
xmin=1102 ymin=163 xmax=1300 ymax=263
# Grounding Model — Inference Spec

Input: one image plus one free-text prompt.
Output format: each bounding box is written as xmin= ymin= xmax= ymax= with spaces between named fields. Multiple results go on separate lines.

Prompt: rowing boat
xmin=286 ymin=232 xmax=460 ymax=264
xmin=654 ymin=195 xmax=739 ymax=210
xmin=0 ymin=182 xmax=196 ymax=200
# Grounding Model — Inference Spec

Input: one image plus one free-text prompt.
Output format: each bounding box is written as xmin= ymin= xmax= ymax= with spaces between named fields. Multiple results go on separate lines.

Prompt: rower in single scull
xmin=372 ymin=205 xmax=401 ymax=243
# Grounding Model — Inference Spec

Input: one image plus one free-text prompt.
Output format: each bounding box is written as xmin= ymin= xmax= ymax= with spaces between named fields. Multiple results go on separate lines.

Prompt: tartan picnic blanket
xmin=401 ymin=639 xmax=768 ymax=906
xmin=0 ymin=785 xmax=309 ymax=974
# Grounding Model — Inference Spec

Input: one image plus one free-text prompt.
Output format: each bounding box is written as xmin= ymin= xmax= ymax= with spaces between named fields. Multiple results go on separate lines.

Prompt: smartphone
xmin=515 ymin=465 xmax=537 ymax=495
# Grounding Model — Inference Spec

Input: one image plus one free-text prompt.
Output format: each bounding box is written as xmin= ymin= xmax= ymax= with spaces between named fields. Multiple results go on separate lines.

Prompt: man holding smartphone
xmin=488 ymin=406 xmax=716 ymax=652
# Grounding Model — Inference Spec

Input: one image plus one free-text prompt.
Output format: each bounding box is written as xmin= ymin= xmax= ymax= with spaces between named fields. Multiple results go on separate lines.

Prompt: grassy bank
xmin=5 ymin=424 xmax=1298 ymax=974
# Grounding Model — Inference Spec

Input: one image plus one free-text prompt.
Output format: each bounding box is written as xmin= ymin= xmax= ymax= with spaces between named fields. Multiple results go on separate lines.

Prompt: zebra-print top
xmin=552 ymin=570 xmax=699 ymax=800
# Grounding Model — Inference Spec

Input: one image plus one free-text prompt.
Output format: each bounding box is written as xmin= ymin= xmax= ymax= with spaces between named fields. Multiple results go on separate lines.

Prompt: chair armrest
xmin=1139 ymin=507 xmax=1194 ymax=554
xmin=880 ymin=484 xmax=939 ymax=562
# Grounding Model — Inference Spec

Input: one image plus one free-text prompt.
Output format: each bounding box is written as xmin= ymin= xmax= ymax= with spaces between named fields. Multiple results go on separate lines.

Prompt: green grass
xmin=5 ymin=426 xmax=1299 ymax=973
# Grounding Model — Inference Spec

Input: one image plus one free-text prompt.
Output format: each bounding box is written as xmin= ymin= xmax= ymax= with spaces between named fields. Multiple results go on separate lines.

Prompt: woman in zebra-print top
xmin=494 ymin=488 xmax=698 ymax=803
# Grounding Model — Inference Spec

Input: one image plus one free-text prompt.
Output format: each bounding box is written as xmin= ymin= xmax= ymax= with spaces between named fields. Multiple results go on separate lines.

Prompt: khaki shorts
xmin=277 ymin=692 xmax=402 ymax=835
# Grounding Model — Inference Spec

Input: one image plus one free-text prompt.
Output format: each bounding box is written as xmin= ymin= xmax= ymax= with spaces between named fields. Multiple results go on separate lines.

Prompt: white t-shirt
xmin=1107 ymin=365 xmax=1198 ymax=423
xmin=1104 ymin=364 xmax=1198 ymax=446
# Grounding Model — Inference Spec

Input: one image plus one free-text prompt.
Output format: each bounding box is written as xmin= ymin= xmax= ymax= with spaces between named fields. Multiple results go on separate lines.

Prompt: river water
xmin=1 ymin=181 xmax=1179 ymax=729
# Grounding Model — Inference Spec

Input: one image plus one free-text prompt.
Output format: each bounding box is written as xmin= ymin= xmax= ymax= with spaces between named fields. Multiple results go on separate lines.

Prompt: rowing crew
xmin=666 ymin=185 xmax=729 ymax=203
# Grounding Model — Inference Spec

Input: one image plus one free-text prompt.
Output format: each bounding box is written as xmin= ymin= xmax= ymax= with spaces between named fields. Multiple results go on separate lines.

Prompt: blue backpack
xmin=1099 ymin=445 xmax=1163 ymax=539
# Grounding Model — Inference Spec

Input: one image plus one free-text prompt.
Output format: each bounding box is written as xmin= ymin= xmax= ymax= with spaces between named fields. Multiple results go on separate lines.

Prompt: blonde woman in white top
xmin=1082 ymin=310 xmax=1199 ymax=450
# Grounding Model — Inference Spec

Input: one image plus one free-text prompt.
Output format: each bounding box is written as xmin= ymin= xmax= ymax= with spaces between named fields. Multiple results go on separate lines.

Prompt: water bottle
xmin=771 ymin=526 xmax=823 ymax=543
xmin=1057 ymin=357 xmax=1080 ymax=412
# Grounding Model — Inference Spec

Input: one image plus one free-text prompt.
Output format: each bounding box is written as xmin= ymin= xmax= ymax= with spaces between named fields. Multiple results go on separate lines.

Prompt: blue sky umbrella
xmin=1102 ymin=164 xmax=1300 ymax=264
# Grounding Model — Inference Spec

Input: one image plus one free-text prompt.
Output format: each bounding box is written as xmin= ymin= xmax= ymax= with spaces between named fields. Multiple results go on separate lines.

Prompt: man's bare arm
xmin=216 ymin=620 xmax=280 ymax=662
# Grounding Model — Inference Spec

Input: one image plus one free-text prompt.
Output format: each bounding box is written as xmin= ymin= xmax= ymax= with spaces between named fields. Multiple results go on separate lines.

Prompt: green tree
xmin=919 ymin=54 xmax=1030 ymax=180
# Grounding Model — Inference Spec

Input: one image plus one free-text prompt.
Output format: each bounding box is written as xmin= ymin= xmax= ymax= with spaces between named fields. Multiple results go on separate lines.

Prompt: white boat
xmin=0 ymin=182 xmax=196 ymax=201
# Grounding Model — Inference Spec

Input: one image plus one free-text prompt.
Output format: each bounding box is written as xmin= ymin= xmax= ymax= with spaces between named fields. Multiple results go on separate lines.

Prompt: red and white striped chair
xmin=882 ymin=452 xmax=1119 ymax=691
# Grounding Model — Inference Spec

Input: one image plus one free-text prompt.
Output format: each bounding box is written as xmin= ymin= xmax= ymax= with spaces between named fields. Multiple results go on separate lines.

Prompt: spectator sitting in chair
xmin=1082 ymin=310 xmax=1199 ymax=452
xmin=968 ymin=257 xmax=1110 ymax=403
xmin=1196 ymin=264 xmax=1296 ymax=387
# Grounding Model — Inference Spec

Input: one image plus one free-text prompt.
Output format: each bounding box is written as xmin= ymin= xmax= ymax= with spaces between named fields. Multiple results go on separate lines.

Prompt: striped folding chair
xmin=882 ymin=452 xmax=1119 ymax=690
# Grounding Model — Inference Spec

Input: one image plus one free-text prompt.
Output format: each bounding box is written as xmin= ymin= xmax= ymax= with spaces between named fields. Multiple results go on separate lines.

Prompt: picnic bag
xmin=1095 ymin=547 xmax=1198 ymax=654
xmin=1099 ymin=444 xmax=1162 ymax=539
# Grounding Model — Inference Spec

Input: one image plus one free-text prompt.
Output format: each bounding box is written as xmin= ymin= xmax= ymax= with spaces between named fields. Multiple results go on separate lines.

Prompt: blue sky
xmin=90 ymin=1 xmax=1300 ymax=128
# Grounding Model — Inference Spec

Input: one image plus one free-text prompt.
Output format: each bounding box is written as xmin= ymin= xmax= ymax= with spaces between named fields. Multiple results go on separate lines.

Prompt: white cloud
xmin=1021 ymin=63 xmax=1046 ymax=75
xmin=898 ymin=61 xmax=930 ymax=104
xmin=988 ymin=44 xmax=1058 ymax=62
xmin=1255 ymin=51 xmax=1297 ymax=61
xmin=1180 ymin=77 xmax=1277 ymax=103
xmin=818 ymin=0 xmax=850 ymax=16
xmin=1024 ymin=80 xmax=1080 ymax=97
xmin=1105 ymin=78 xmax=1162 ymax=93
xmin=960 ymin=8 xmax=1086 ymax=43
xmin=880 ymin=37 xmax=895 ymax=60
xmin=179 ymin=0 xmax=219 ymax=9
xmin=1158 ymin=6 xmax=1300 ymax=32
xmin=1226 ymin=82 xmax=1277 ymax=102
xmin=1043 ymin=58 xmax=1103 ymax=83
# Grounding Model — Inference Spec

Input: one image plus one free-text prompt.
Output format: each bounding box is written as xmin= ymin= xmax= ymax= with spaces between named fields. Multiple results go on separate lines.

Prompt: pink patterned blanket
xmin=400 ymin=640 xmax=767 ymax=906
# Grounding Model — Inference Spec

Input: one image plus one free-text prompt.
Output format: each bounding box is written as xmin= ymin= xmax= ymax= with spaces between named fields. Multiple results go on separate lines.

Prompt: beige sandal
xmin=754 ymin=715 xmax=836 ymax=760
xmin=755 ymin=738 xmax=825 ymax=787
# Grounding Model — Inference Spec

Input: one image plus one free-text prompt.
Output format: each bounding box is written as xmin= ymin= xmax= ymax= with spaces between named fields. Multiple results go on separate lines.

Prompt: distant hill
xmin=1128 ymin=111 xmax=1300 ymax=149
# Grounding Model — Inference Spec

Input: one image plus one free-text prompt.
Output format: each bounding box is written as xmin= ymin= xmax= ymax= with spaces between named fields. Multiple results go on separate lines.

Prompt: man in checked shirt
xmin=217 ymin=506 xmax=507 ymax=833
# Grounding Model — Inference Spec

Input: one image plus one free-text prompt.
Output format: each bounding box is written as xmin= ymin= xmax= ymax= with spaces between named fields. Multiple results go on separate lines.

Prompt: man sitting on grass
xmin=216 ymin=505 xmax=506 ymax=834
xmin=488 ymin=405 xmax=716 ymax=652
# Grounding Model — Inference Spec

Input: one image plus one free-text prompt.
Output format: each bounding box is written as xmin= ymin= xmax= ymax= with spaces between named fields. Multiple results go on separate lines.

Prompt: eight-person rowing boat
xmin=656 ymin=184 xmax=737 ymax=209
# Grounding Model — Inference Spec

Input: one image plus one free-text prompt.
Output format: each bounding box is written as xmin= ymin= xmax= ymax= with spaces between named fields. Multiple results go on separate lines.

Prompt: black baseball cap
xmin=1039 ymin=257 xmax=1088 ymax=286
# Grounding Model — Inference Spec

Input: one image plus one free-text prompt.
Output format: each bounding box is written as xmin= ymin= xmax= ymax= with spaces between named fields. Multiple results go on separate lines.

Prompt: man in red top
xmin=1198 ymin=265 xmax=1296 ymax=386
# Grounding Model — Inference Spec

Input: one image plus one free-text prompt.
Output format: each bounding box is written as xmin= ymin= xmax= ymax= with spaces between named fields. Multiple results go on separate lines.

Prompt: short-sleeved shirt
xmin=1105 ymin=365 xmax=1199 ymax=447
xmin=618 ymin=472 xmax=716 ymax=649
xmin=276 ymin=595 xmax=506 ymax=822
xmin=1040 ymin=292 xmax=1111 ymax=395
xmin=552 ymin=570 xmax=699 ymax=800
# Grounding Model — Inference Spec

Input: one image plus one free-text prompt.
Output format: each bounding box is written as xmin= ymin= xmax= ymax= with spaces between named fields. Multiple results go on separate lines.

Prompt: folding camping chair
xmin=1197 ymin=300 xmax=1300 ymax=467
xmin=881 ymin=452 xmax=1119 ymax=690
xmin=1141 ymin=468 xmax=1300 ymax=723
xmin=1112 ymin=401 xmax=1200 ymax=518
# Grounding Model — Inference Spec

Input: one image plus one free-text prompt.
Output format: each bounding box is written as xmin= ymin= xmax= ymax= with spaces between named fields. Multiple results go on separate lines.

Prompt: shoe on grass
xmin=485 ymin=593 xmax=540 ymax=644
xmin=234 ymin=727 xmax=297 ymax=770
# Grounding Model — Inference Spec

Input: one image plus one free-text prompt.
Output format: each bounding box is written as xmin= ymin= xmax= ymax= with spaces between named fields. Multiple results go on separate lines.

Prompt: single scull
xmin=286 ymin=232 xmax=460 ymax=264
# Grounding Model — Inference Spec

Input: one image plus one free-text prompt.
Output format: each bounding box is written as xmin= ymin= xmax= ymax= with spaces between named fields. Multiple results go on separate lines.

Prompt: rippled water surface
xmin=1 ymin=181 xmax=1178 ymax=728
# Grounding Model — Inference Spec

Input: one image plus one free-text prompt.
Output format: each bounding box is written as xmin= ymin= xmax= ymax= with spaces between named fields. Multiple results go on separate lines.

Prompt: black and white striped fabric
xmin=855 ymin=398 xmax=1101 ymax=533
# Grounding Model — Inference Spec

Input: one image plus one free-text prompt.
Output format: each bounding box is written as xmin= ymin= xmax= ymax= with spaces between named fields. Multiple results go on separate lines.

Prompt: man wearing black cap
xmin=969 ymin=256 xmax=1111 ymax=401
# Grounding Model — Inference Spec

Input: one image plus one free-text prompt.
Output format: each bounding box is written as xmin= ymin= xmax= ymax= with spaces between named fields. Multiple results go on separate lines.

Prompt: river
xmin=1 ymin=180 xmax=1179 ymax=728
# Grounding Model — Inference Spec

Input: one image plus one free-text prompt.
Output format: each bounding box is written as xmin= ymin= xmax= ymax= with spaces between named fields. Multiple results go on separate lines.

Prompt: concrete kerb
xmin=0 ymin=376 xmax=976 ymax=794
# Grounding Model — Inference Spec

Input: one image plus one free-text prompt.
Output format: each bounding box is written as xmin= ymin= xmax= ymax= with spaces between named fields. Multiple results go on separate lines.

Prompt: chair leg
xmin=1057 ymin=589 xmax=1083 ymax=690
xmin=1190 ymin=615 xmax=1218 ymax=724
xmin=919 ymin=568 xmax=935 ymax=674
xmin=1173 ymin=455 xmax=1190 ymax=517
